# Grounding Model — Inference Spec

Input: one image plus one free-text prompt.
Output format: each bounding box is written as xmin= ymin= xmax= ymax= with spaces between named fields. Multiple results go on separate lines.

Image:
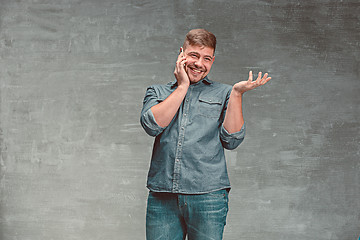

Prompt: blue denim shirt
xmin=140 ymin=77 xmax=245 ymax=194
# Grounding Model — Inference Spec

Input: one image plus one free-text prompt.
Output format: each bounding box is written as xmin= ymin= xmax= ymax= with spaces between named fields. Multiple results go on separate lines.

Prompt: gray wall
xmin=0 ymin=0 xmax=359 ymax=239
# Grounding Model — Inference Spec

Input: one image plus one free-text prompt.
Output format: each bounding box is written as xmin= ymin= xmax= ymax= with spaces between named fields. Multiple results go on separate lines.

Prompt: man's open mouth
xmin=189 ymin=67 xmax=204 ymax=75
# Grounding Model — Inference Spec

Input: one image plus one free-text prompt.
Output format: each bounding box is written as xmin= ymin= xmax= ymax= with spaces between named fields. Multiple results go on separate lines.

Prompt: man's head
xmin=183 ymin=29 xmax=217 ymax=53
xmin=182 ymin=29 xmax=216 ymax=83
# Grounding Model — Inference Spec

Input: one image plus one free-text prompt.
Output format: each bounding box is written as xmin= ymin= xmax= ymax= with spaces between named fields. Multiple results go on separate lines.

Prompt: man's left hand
xmin=233 ymin=71 xmax=271 ymax=95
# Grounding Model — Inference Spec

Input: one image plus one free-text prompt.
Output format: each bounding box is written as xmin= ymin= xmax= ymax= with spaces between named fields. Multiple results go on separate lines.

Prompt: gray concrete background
xmin=0 ymin=0 xmax=359 ymax=239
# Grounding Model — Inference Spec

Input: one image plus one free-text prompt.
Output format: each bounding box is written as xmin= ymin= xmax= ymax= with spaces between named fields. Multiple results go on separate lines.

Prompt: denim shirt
xmin=140 ymin=77 xmax=245 ymax=194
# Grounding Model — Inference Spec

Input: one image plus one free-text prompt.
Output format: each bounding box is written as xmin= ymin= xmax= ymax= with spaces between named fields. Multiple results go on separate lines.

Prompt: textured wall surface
xmin=0 ymin=0 xmax=359 ymax=239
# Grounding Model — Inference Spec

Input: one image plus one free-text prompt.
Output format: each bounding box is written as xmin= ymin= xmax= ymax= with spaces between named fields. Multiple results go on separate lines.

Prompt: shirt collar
xmin=170 ymin=76 xmax=213 ymax=88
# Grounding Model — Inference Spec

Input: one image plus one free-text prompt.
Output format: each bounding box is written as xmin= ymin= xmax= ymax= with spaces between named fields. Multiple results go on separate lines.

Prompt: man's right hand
xmin=150 ymin=48 xmax=190 ymax=128
xmin=174 ymin=47 xmax=190 ymax=87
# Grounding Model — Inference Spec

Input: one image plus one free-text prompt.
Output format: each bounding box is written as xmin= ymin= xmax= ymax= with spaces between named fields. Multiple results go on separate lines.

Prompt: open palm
xmin=233 ymin=71 xmax=271 ymax=94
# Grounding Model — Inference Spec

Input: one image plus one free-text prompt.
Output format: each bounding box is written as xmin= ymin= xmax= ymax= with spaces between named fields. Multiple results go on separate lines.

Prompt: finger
xmin=263 ymin=76 xmax=271 ymax=84
xmin=256 ymin=72 xmax=262 ymax=82
xmin=177 ymin=53 xmax=184 ymax=63
xmin=260 ymin=73 xmax=271 ymax=84
xmin=174 ymin=59 xmax=187 ymax=75
xmin=176 ymin=58 xmax=187 ymax=72
xmin=177 ymin=49 xmax=186 ymax=67
xmin=181 ymin=58 xmax=187 ymax=68
xmin=176 ymin=56 xmax=186 ymax=65
xmin=260 ymin=73 xmax=268 ymax=84
xmin=175 ymin=58 xmax=182 ymax=72
xmin=248 ymin=71 xmax=253 ymax=82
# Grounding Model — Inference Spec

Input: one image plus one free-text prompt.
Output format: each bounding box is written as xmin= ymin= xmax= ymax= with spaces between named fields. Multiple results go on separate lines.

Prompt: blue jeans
xmin=146 ymin=189 xmax=229 ymax=240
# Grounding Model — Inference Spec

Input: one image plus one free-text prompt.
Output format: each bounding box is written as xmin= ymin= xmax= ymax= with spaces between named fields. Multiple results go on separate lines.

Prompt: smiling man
xmin=140 ymin=29 xmax=271 ymax=240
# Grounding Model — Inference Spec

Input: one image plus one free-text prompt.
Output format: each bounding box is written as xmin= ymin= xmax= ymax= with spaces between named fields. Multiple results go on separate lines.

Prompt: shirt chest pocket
xmin=197 ymin=95 xmax=223 ymax=118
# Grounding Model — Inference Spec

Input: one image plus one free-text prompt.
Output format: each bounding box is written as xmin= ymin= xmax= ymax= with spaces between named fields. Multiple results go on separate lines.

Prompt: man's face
xmin=183 ymin=44 xmax=215 ymax=84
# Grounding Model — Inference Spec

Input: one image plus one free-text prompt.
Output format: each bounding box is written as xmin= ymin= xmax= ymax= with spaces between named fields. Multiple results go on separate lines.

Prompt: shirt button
xmin=186 ymin=99 xmax=189 ymax=102
xmin=181 ymin=127 xmax=184 ymax=130
xmin=184 ymin=113 xmax=187 ymax=116
xmin=178 ymin=142 xmax=182 ymax=146
xmin=176 ymin=159 xmax=180 ymax=162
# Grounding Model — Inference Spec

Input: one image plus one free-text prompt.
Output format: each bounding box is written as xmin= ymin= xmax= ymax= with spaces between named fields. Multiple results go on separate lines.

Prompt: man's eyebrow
xmin=187 ymin=51 xmax=214 ymax=58
xmin=188 ymin=51 xmax=200 ymax=56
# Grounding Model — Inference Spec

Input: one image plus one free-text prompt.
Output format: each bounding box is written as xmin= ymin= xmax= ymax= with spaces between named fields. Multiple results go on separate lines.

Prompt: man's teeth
xmin=192 ymin=69 xmax=202 ymax=73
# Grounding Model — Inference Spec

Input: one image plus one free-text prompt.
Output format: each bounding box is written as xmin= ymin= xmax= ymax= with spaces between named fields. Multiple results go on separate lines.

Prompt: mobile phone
xmin=180 ymin=47 xmax=185 ymax=66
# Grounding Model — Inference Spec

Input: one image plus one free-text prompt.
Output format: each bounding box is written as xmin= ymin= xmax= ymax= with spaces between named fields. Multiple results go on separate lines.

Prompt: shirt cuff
xmin=140 ymin=108 xmax=165 ymax=137
xmin=220 ymin=124 xmax=245 ymax=150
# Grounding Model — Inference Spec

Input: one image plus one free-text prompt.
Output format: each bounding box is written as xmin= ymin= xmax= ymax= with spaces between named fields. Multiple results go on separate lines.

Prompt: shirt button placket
xmin=172 ymin=88 xmax=191 ymax=193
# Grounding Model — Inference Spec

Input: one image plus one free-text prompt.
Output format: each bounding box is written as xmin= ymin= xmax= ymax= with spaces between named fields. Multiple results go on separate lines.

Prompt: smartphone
xmin=180 ymin=47 xmax=185 ymax=66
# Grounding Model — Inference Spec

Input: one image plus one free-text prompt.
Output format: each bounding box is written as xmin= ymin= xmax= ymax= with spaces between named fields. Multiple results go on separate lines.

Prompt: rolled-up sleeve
xmin=220 ymin=123 xmax=245 ymax=150
xmin=219 ymin=88 xmax=245 ymax=150
xmin=140 ymin=86 xmax=166 ymax=137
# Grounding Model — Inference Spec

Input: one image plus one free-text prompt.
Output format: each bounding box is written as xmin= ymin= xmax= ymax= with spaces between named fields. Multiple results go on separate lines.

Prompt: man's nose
xmin=194 ymin=59 xmax=204 ymax=67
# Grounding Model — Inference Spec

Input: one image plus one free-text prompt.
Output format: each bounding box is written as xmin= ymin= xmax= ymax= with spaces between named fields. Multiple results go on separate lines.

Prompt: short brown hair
xmin=183 ymin=29 xmax=216 ymax=53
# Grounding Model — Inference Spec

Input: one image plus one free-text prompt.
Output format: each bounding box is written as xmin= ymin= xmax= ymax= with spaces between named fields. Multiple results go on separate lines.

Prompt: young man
xmin=140 ymin=29 xmax=271 ymax=240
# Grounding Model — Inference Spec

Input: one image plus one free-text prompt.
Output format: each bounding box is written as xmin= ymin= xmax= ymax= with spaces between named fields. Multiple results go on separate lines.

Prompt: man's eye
xmin=205 ymin=58 xmax=212 ymax=61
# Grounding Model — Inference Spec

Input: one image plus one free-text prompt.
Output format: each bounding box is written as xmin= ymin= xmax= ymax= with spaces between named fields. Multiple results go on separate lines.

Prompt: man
xmin=140 ymin=29 xmax=270 ymax=240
